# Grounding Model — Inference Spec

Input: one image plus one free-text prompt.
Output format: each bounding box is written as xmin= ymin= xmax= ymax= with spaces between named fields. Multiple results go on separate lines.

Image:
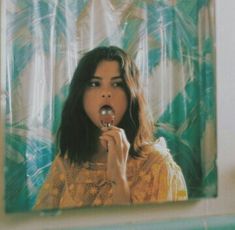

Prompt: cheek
xmin=121 ymin=93 xmax=128 ymax=111
xmin=115 ymin=91 xmax=128 ymax=117
xmin=83 ymin=91 xmax=97 ymax=115
xmin=83 ymin=92 xmax=89 ymax=111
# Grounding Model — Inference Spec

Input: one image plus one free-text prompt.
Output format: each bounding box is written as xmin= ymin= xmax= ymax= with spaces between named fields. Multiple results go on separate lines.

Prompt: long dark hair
xmin=58 ymin=46 xmax=154 ymax=164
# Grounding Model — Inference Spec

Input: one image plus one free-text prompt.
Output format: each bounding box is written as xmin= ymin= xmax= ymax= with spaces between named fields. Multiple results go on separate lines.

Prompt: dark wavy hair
xmin=58 ymin=46 xmax=154 ymax=164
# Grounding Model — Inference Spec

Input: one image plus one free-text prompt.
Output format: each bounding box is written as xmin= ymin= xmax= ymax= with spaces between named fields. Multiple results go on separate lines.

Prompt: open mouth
xmin=99 ymin=105 xmax=115 ymax=127
xmin=99 ymin=105 xmax=115 ymax=115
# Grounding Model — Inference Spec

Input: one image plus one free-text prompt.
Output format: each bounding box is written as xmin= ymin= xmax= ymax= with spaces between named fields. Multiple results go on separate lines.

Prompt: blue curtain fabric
xmin=3 ymin=0 xmax=216 ymax=212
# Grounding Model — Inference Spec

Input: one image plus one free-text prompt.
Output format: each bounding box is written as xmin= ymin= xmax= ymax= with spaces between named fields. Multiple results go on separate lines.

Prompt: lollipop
xmin=99 ymin=105 xmax=115 ymax=128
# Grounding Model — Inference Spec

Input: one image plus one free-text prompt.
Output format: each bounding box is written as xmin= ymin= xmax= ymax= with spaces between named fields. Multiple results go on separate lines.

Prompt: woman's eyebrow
xmin=92 ymin=76 xmax=122 ymax=80
xmin=91 ymin=76 xmax=102 ymax=80
xmin=111 ymin=76 xmax=122 ymax=80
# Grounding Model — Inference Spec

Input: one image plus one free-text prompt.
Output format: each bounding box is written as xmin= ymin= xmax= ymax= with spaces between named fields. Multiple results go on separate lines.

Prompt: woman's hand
xmin=99 ymin=126 xmax=130 ymax=204
xmin=99 ymin=126 xmax=130 ymax=182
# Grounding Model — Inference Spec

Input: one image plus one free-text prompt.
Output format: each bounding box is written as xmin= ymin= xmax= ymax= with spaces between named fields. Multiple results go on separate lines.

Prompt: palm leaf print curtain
xmin=2 ymin=0 xmax=216 ymax=212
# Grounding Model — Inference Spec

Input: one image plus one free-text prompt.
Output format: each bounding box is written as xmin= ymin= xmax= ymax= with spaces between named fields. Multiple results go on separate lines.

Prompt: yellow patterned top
xmin=34 ymin=138 xmax=187 ymax=210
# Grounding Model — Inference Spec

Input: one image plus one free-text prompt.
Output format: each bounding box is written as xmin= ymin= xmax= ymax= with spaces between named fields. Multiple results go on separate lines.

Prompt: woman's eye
xmin=112 ymin=81 xmax=124 ymax=88
xmin=88 ymin=81 xmax=100 ymax=87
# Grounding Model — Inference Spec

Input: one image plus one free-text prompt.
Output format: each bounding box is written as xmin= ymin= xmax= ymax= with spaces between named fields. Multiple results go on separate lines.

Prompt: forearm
xmin=112 ymin=177 xmax=130 ymax=205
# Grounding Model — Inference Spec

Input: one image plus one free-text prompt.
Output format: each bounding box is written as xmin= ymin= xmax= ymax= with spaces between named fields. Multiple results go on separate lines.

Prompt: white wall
xmin=0 ymin=0 xmax=235 ymax=229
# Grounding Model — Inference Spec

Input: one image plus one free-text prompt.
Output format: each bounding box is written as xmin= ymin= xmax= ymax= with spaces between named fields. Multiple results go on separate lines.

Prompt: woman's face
xmin=83 ymin=60 xmax=128 ymax=128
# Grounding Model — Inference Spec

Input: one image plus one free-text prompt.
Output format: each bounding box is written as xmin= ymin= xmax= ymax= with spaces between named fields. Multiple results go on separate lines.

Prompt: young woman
xmin=34 ymin=46 xmax=187 ymax=210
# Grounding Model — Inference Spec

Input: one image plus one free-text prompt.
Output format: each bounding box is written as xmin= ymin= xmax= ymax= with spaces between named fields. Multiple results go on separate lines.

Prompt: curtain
xmin=2 ymin=0 xmax=216 ymax=212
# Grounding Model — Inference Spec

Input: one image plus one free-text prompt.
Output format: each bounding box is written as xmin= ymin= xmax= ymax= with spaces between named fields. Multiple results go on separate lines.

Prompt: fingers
xmin=100 ymin=127 xmax=130 ymax=162
xmin=101 ymin=125 xmax=119 ymax=132
xmin=100 ymin=126 xmax=126 ymax=147
xmin=99 ymin=135 xmax=115 ymax=150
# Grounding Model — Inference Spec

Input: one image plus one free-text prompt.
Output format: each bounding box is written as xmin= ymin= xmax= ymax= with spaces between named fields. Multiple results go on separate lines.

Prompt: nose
xmin=101 ymin=91 xmax=112 ymax=98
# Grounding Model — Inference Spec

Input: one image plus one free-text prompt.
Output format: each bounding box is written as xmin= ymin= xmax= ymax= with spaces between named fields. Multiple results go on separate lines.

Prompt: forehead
xmin=94 ymin=60 xmax=120 ymax=77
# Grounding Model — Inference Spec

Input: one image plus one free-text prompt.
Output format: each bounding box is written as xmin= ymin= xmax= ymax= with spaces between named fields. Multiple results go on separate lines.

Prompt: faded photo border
xmin=2 ymin=0 xmax=217 ymax=213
